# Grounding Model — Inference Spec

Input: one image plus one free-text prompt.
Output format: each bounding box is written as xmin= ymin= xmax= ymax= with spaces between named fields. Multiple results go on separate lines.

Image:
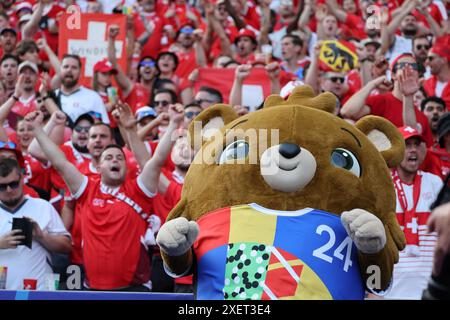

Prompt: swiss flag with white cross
xmin=58 ymin=13 xmax=127 ymax=87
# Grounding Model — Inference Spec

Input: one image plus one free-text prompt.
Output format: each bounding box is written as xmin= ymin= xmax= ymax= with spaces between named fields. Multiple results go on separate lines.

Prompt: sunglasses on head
xmin=0 ymin=141 xmax=17 ymax=150
xmin=185 ymin=111 xmax=201 ymax=119
xmin=154 ymin=100 xmax=170 ymax=107
xmin=74 ymin=125 xmax=91 ymax=133
xmin=88 ymin=111 xmax=102 ymax=120
xmin=0 ymin=176 xmax=21 ymax=192
xmin=416 ymin=44 xmax=430 ymax=50
xmin=328 ymin=77 xmax=345 ymax=84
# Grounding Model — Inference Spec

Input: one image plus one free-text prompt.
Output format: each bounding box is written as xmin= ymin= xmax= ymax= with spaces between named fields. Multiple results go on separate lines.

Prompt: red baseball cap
xmin=430 ymin=35 xmax=450 ymax=63
xmin=234 ymin=28 xmax=257 ymax=45
xmin=93 ymin=59 xmax=117 ymax=74
xmin=398 ymin=126 xmax=425 ymax=143
xmin=390 ymin=53 xmax=416 ymax=72
xmin=0 ymin=141 xmax=25 ymax=169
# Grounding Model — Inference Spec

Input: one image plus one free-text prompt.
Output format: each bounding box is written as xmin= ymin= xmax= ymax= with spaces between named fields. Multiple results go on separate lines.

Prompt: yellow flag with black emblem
xmin=319 ymin=40 xmax=359 ymax=72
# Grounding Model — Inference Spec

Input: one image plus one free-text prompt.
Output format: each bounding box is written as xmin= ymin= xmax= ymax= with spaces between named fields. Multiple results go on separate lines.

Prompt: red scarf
xmin=392 ymin=169 xmax=422 ymax=246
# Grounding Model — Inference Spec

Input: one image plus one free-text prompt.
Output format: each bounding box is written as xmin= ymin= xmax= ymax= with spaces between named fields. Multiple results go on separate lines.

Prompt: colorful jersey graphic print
xmin=193 ymin=204 xmax=365 ymax=300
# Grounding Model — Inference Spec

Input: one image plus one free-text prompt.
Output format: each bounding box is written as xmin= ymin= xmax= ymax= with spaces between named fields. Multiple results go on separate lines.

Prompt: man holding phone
xmin=0 ymin=158 xmax=71 ymax=290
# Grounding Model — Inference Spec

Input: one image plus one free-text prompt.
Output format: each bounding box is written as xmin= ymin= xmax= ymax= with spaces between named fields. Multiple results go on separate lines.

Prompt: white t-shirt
xmin=435 ymin=81 xmax=447 ymax=98
xmin=0 ymin=196 xmax=71 ymax=290
xmin=56 ymin=86 xmax=110 ymax=124
xmin=386 ymin=35 xmax=413 ymax=63
xmin=384 ymin=171 xmax=442 ymax=300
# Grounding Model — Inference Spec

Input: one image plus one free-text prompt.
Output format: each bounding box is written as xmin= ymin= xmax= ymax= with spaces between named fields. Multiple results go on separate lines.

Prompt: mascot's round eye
xmin=218 ymin=140 xmax=249 ymax=164
xmin=331 ymin=148 xmax=361 ymax=177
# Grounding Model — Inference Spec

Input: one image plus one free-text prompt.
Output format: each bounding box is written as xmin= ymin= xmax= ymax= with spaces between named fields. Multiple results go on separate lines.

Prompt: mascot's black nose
xmin=279 ymin=143 xmax=301 ymax=159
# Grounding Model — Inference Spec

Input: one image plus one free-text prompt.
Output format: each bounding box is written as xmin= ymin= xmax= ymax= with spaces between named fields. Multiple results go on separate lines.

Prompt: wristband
xmin=12 ymin=95 xmax=19 ymax=101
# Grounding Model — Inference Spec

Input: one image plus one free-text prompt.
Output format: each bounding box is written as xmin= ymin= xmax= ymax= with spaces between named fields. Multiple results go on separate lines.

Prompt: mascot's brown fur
xmin=157 ymin=85 xmax=406 ymax=298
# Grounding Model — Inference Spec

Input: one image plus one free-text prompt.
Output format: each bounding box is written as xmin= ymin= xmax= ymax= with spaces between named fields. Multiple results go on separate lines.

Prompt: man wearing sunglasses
xmin=423 ymin=36 xmax=450 ymax=112
xmin=183 ymin=102 xmax=202 ymax=129
xmin=342 ymin=53 xmax=434 ymax=147
xmin=0 ymin=158 xmax=72 ymax=290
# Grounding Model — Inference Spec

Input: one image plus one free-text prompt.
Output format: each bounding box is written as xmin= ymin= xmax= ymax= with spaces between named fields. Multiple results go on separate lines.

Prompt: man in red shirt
xmin=233 ymin=28 xmax=257 ymax=65
xmin=422 ymin=35 xmax=450 ymax=111
xmin=422 ymin=112 xmax=450 ymax=180
xmin=28 ymin=104 xmax=184 ymax=291
xmin=341 ymin=53 xmax=434 ymax=146
xmin=10 ymin=61 xmax=39 ymax=119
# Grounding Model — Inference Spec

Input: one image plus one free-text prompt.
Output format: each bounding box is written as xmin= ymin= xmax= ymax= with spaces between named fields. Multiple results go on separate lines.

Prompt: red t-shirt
xmin=11 ymin=97 xmax=37 ymax=118
xmin=75 ymin=176 xmax=154 ymax=290
xmin=174 ymin=49 xmax=197 ymax=82
xmin=366 ymin=92 xmax=434 ymax=146
xmin=23 ymin=154 xmax=51 ymax=193
xmin=421 ymin=146 xmax=450 ymax=180
xmin=343 ymin=13 xmax=366 ymax=40
xmin=162 ymin=3 xmax=203 ymax=30
xmin=134 ymin=12 xmax=169 ymax=59
xmin=208 ymin=20 xmax=239 ymax=62
xmin=123 ymin=83 xmax=151 ymax=114
xmin=422 ymin=76 xmax=450 ymax=111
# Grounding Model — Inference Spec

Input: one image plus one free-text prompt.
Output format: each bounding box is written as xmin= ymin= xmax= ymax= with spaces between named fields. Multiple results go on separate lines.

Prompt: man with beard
xmin=55 ymin=54 xmax=109 ymax=126
xmin=422 ymin=36 xmax=450 ymax=111
xmin=382 ymin=126 xmax=442 ymax=299
xmin=9 ymin=61 xmax=39 ymax=119
xmin=0 ymin=28 xmax=17 ymax=58
xmin=413 ymin=36 xmax=432 ymax=78
xmin=0 ymin=158 xmax=72 ymax=290
xmin=422 ymin=113 xmax=450 ymax=180
xmin=421 ymin=97 xmax=447 ymax=143
xmin=381 ymin=0 xmax=442 ymax=63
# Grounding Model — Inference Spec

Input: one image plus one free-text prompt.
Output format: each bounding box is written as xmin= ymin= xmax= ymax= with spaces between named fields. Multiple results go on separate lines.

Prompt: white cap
xmin=18 ymin=61 xmax=38 ymax=74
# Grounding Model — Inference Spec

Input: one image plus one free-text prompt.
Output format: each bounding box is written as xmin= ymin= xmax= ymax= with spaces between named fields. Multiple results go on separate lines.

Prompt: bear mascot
xmin=156 ymin=86 xmax=406 ymax=300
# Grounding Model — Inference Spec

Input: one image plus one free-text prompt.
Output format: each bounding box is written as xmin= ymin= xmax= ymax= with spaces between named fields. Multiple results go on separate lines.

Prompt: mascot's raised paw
xmin=156 ymin=217 xmax=199 ymax=256
xmin=341 ymin=209 xmax=387 ymax=254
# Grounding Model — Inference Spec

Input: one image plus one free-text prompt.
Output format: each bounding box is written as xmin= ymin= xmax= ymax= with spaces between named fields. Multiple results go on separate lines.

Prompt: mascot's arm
xmin=157 ymin=199 xmax=200 ymax=276
xmin=341 ymin=209 xmax=401 ymax=291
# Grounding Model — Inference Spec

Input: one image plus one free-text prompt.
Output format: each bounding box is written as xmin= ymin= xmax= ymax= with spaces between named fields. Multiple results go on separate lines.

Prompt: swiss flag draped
xmin=58 ymin=13 xmax=127 ymax=87
xmin=194 ymin=67 xmax=272 ymax=111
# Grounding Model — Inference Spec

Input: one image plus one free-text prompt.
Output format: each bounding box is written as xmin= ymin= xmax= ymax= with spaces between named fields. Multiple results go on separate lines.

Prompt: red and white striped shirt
xmin=385 ymin=171 xmax=442 ymax=299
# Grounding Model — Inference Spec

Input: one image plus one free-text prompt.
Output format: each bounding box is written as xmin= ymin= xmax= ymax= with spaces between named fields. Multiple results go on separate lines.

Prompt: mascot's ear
xmin=355 ymin=116 xmax=405 ymax=168
xmin=188 ymin=104 xmax=239 ymax=150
